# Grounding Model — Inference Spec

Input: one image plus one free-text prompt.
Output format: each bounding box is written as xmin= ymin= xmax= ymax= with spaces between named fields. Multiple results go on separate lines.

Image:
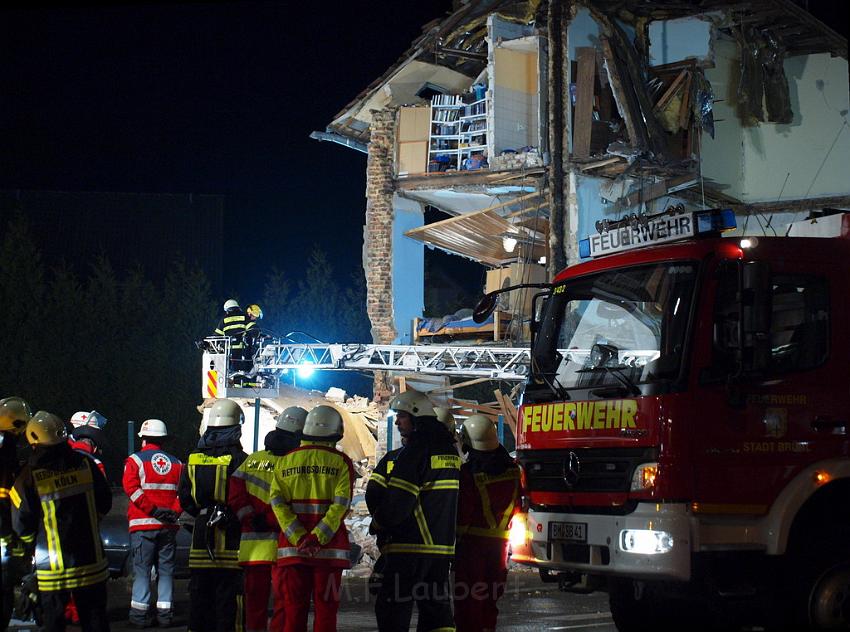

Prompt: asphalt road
xmin=10 ymin=571 xmax=616 ymax=632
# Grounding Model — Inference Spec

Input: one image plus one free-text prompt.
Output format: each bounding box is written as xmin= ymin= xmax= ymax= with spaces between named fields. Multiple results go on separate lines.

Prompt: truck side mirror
xmin=741 ymin=261 xmax=772 ymax=372
xmin=473 ymin=292 xmax=499 ymax=324
xmin=530 ymin=292 xmax=549 ymax=335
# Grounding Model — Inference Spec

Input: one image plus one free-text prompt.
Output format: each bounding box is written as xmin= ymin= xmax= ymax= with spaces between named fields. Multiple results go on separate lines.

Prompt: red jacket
xmin=456 ymin=455 xmax=521 ymax=557
xmin=69 ymin=439 xmax=107 ymax=479
xmin=123 ymin=443 xmax=183 ymax=532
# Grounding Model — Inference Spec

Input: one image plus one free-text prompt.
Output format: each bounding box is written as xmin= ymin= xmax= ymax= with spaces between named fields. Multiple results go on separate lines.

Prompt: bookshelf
xmin=428 ymin=94 xmax=489 ymax=172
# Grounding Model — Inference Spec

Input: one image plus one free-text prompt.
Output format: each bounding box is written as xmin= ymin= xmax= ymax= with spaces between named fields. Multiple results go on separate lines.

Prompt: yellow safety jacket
xmin=270 ymin=440 xmax=354 ymax=568
xmin=228 ymin=449 xmax=284 ymax=565
xmin=178 ymin=440 xmax=247 ymax=570
xmin=11 ymin=444 xmax=112 ymax=591
xmin=372 ymin=420 xmax=461 ymax=557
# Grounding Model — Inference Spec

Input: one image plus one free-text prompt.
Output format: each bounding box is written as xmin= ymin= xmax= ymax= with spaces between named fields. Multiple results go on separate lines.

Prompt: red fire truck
xmin=499 ymin=208 xmax=850 ymax=630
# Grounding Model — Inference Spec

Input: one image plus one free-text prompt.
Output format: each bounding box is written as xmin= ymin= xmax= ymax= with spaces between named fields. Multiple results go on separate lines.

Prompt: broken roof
xmin=324 ymin=0 xmax=846 ymax=144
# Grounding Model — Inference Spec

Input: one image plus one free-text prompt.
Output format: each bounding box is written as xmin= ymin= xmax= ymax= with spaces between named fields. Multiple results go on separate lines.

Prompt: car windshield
xmin=531 ymin=262 xmax=698 ymax=391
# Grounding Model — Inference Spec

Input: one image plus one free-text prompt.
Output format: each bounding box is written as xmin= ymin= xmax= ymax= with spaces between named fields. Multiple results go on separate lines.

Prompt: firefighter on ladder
xmin=270 ymin=405 xmax=354 ymax=632
xmin=453 ymin=415 xmax=520 ymax=632
xmin=370 ymin=389 xmax=460 ymax=632
xmin=229 ymin=406 xmax=307 ymax=632
xmin=215 ymin=299 xmax=249 ymax=374
xmin=12 ymin=411 xmax=113 ymax=632
xmin=123 ymin=418 xmax=183 ymax=628
xmin=0 ymin=396 xmax=32 ymax=629
xmin=178 ymin=399 xmax=248 ymax=632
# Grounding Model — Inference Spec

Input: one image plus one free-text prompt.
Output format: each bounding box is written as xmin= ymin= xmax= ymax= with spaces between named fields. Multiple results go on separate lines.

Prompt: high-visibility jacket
xmin=214 ymin=310 xmax=247 ymax=351
xmin=372 ymin=419 xmax=460 ymax=557
xmin=69 ymin=439 xmax=107 ymax=479
xmin=228 ymin=448 xmax=284 ymax=565
xmin=123 ymin=443 xmax=183 ymax=533
xmin=11 ymin=443 xmax=112 ymax=591
xmin=270 ymin=440 xmax=354 ymax=569
xmin=177 ymin=437 xmax=247 ymax=570
xmin=0 ymin=432 xmax=22 ymax=545
xmin=456 ymin=451 xmax=520 ymax=541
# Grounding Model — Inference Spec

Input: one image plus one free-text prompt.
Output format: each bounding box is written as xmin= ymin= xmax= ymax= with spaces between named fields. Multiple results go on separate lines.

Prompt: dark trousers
xmin=375 ymin=555 xmax=454 ymax=632
xmin=188 ymin=568 xmax=243 ymax=632
xmin=40 ymin=581 xmax=110 ymax=632
xmin=453 ymin=537 xmax=509 ymax=632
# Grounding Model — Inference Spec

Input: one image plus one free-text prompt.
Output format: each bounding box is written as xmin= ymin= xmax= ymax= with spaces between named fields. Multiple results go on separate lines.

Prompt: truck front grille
xmin=519 ymin=447 xmax=657 ymax=494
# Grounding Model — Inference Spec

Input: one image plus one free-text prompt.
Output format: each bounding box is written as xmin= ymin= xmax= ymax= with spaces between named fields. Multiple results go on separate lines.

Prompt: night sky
xmin=2 ymin=1 xmax=846 ymax=302
xmin=1 ymin=0 xmax=455 ymax=300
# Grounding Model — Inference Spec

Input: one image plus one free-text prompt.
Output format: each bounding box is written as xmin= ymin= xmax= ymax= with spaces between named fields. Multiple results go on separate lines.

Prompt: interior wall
xmin=391 ymin=194 xmax=424 ymax=345
xmin=493 ymin=46 xmax=539 ymax=153
xmin=741 ymin=52 xmax=850 ymax=201
xmin=566 ymin=7 xmax=602 ymax=154
xmin=701 ymin=37 xmax=746 ymax=200
xmin=648 ymin=16 xmax=715 ymax=67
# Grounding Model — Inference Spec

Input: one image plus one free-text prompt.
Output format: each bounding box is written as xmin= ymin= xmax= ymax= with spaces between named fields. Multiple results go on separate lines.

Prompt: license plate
xmin=549 ymin=521 xmax=587 ymax=542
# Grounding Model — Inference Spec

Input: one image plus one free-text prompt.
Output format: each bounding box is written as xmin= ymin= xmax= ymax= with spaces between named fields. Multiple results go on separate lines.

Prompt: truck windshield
xmin=532 ymin=262 xmax=698 ymax=392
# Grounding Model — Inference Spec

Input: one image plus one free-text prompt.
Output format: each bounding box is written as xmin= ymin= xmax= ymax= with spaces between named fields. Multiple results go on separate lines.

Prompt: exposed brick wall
xmin=364 ymin=108 xmax=398 ymax=406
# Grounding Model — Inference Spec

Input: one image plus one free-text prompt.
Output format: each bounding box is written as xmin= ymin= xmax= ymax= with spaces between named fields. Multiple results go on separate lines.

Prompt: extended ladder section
xmin=256 ymin=342 xmax=533 ymax=380
xmin=200 ymin=337 xmax=536 ymax=399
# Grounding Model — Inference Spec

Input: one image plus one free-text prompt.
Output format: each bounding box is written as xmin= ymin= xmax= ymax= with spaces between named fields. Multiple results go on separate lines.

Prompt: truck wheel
xmin=807 ymin=561 xmax=850 ymax=629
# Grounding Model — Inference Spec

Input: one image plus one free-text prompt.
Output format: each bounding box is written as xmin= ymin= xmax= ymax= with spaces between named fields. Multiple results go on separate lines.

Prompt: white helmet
xmin=277 ymin=406 xmax=307 ymax=433
xmin=138 ymin=418 xmax=168 ymax=438
xmin=434 ymin=407 xmax=456 ymax=433
xmin=302 ymin=405 xmax=344 ymax=441
xmin=389 ymin=389 xmax=436 ymax=418
xmin=207 ymin=399 xmax=243 ymax=427
xmin=26 ymin=411 xmax=68 ymax=447
xmin=223 ymin=299 xmax=239 ymax=311
xmin=70 ymin=411 xmax=91 ymax=428
xmin=461 ymin=414 xmax=500 ymax=451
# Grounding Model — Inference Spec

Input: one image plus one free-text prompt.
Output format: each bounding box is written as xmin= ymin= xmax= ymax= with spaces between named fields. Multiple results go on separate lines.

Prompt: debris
xmin=326 ymin=387 xmax=347 ymax=402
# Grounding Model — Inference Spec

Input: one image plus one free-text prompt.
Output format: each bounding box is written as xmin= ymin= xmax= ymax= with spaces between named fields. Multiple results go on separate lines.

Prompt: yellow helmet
xmin=0 ymin=396 xmax=32 ymax=435
xmin=207 ymin=399 xmax=243 ymax=427
xmin=389 ymin=389 xmax=436 ymax=418
xmin=434 ymin=407 xmax=456 ymax=433
xmin=461 ymin=414 xmax=500 ymax=451
xmin=26 ymin=411 xmax=68 ymax=447
xmin=246 ymin=304 xmax=263 ymax=320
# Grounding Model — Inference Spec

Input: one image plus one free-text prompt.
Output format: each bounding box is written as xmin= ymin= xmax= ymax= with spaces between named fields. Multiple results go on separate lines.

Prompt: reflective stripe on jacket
xmin=372 ymin=420 xmax=460 ymax=557
xmin=456 ymin=465 xmax=520 ymax=540
xmin=123 ymin=444 xmax=183 ymax=532
xmin=0 ymin=433 xmax=21 ymax=543
xmin=229 ymin=449 xmax=283 ymax=564
xmin=270 ymin=441 xmax=354 ymax=568
xmin=178 ymin=445 xmax=247 ymax=570
xmin=215 ymin=312 xmax=247 ymax=350
xmin=11 ymin=445 xmax=112 ymax=591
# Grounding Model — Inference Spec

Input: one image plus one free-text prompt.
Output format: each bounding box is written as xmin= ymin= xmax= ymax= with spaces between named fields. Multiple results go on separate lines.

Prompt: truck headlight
xmin=631 ymin=462 xmax=658 ymax=491
xmin=619 ymin=529 xmax=674 ymax=554
xmin=509 ymin=514 xmax=528 ymax=548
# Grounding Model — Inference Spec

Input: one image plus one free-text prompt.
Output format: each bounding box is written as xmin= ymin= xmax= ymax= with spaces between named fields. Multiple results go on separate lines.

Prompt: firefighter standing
xmin=453 ymin=415 xmax=520 ymax=632
xmin=270 ymin=405 xmax=354 ymax=632
xmin=214 ymin=299 xmax=248 ymax=373
xmin=178 ymin=399 xmax=248 ymax=632
xmin=229 ymin=406 xmax=307 ymax=632
xmin=12 ymin=411 xmax=112 ymax=632
xmin=371 ymin=389 xmax=460 ymax=632
xmin=123 ymin=419 xmax=183 ymax=628
xmin=0 ymin=396 xmax=32 ymax=629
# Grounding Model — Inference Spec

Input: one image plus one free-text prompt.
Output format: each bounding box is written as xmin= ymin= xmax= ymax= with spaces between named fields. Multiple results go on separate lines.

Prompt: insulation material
xmin=735 ymin=27 xmax=792 ymax=126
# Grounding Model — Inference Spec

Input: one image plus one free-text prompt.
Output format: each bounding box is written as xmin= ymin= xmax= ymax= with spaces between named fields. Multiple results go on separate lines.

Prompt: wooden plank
xmin=493 ymin=389 xmax=518 ymax=436
xmin=448 ymin=399 xmax=501 ymax=416
xmin=573 ymin=47 xmax=596 ymax=158
xmin=398 ymin=376 xmax=407 ymax=393
xmin=427 ymin=377 xmax=491 ymax=395
xmin=404 ymin=191 xmax=542 ymax=237
xmin=677 ymin=73 xmax=693 ymax=132
xmin=654 ymin=69 xmax=688 ymax=111
xmin=578 ymin=156 xmax=621 ymax=171
xmin=600 ymin=36 xmax=642 ymax=150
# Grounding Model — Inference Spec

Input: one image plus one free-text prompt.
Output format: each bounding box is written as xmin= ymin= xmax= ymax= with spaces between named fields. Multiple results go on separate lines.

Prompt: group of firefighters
xmin=0 ymin=385 xmax=520 ymax=632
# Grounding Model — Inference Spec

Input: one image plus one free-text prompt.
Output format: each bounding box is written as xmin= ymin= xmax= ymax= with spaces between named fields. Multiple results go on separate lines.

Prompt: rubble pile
xmin=490 ymin=148 xmax=544 ymax=170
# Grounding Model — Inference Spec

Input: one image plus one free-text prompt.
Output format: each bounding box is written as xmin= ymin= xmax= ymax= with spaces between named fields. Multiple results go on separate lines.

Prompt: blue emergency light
xmin=578 ymin=208 xmax=736 ymax=259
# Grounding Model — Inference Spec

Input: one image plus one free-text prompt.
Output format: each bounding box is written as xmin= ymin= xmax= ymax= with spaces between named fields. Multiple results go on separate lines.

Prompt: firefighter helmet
xmin=276 ymin=406 xmax=307 ymax=433
xmin=302 ymin=405 xmax=344 ymax=441
xmin=138 ymin=418 xmax=168 ymax=438
xmin=461 ymin=414 xmax=500 ymax=451
xmin=389 ymin=389 xmax=436 ymax=418
xmin=0 ymin=396 xmax=32 ymax=435
xmin=434 ymin=406 xmax=456 ymax=433
xmin=223 ymin=299 xmax=239 ymax=311
xmin=70 ymin=411 xmax=91 ymax=427
xmin=26 ymin=411 xmax=68 ymax=447
xmin=246 ymin=304 xmax=263 ymax=320
xmin=207 ymin=399 xmax=244 ymax=427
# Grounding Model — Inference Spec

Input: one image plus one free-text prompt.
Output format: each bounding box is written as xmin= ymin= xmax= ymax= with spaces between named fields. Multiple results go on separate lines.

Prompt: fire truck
xmin=498 ymin=208 xmax=850 ymax=630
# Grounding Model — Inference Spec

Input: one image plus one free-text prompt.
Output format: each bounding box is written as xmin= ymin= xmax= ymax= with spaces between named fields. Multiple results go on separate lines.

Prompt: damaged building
xmin=314 ymin=0 xmax=849 ymax=450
